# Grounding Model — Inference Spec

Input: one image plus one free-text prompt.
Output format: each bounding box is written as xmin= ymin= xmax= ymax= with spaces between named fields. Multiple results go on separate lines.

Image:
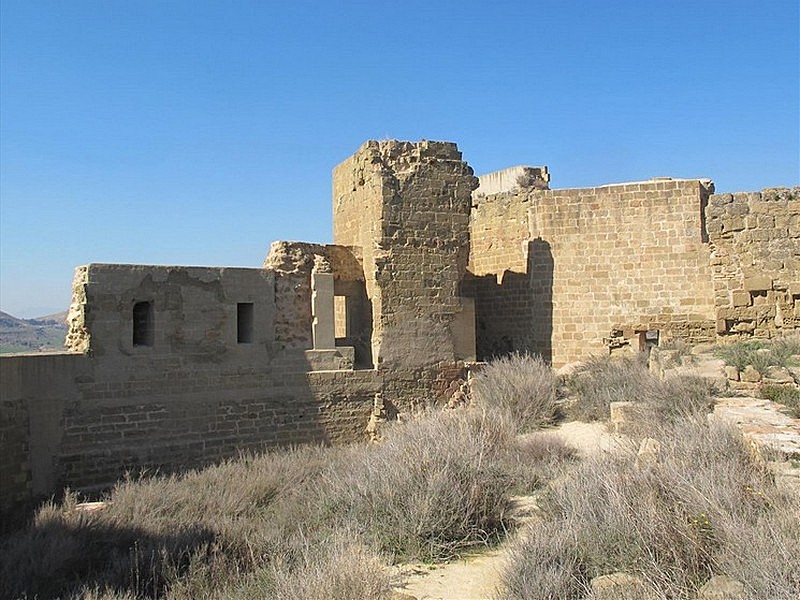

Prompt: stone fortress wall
xmin=469 ymin=171 xmax=799 ymax=366
xmin=2 ymin=139 xmax=798 ymax=515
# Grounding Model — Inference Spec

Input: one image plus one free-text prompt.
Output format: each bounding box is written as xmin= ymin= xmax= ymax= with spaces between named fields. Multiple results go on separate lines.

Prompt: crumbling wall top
xmin=474 ymin=165 xmax=550 ymax=196
xmin=264 ymin=241 xmax=364 ymax=280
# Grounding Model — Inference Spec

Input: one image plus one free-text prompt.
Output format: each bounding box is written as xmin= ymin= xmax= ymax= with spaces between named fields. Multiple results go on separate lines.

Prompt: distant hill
xmin=0 ymin=310 xmax=68 ymax=354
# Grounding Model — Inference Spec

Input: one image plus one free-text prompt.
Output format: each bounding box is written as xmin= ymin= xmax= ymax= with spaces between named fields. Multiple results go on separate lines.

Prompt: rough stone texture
xmin=740 ymin=365 xmax=762 ymax=383
xmin=3 ymin=140 xmax=799 ymax=515
xmin=712 ymin=397 xmax=800 ymax=491
xmin=696 ymin=575 xmax=746 ymax=600
xmin=0 ymin=396 xmax=31 ymax=513
xmin=469 ymin=178 xmax=718 ymax=365
xmin=707 ymin=187 xmax=800 ymax=338
xmin=333 ymin=140 xmax=478 ymax=409
xmin=1 ymin=262 xmax=381 ymax=515
xmin=264 ymin=241 xmax=370 ymax=365
xmin=473 ymin=165 xmax=550 ymax=196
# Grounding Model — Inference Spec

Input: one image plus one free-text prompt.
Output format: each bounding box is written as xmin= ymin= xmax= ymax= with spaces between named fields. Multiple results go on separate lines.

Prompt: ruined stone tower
xmin=332 ymin=141 xmax=478 ymax=380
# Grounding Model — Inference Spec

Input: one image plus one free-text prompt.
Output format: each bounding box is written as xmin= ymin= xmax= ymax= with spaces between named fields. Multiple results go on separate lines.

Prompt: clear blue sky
xmin=1 ymin=0 xmax=798 ymax=317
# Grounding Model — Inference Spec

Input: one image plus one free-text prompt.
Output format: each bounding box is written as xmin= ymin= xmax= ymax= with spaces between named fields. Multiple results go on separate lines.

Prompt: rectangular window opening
xmin=132 ymin=301 xmax=154 ymax=347
xmin=334 ymin=295 xmax=348 ymax=339
xmin=237 ymin=303 xmax=254 ymax=343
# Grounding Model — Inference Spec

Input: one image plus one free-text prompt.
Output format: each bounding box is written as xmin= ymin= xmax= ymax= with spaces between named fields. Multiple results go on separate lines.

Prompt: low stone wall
xmin=0 ymin=351 xmax=381 ymax=517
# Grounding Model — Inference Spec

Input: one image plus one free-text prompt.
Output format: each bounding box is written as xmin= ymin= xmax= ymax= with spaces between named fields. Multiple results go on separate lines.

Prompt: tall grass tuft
xmin=564 ymin=355 xmax=655 ymax=421
xmin=470 ymin=352 xmax=559 ymax=432
xmin=715 ymin=334 xmax=800 ymax=373
xmin=0 ymin=408 xmax=531 ymax=598
xmin=313 ymin=409 xmax=517 ymax=561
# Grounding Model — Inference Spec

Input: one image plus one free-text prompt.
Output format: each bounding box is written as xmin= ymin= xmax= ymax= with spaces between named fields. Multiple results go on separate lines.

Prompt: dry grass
xmin=0 ymin=409 xmax=529 ymax=599
xmin=4 ymin=350 xmax=796 ymax=599
xmin=312 ymin=409 xmax=518 ymax=561
xmin=470 ymin=352 xmax=560 ymax=432
xmin=498 ymin=418 xmax=800 ymax=600
xmin=563 ymin=355 xmax=650 ymax=421
xmin=563 ymin=355 xmax=716 ymax=425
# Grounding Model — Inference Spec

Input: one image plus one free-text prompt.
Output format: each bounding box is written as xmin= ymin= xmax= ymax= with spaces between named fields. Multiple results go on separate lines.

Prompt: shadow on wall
xmin=466 ymin=238 xmax=554 ymax=363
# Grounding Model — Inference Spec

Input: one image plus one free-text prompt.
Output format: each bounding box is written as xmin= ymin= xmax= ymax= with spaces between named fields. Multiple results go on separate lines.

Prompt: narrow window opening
xmin=334 ymin=295 xmax=348 ymax=339
xmin=237 ymin=303 xmax=254 ymax=343
xmin=132 ymin=301 xmax=154 ymax=347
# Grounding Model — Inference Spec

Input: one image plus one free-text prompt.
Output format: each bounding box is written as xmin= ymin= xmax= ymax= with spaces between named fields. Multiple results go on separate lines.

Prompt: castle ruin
xmin=2 ymin=139 xmax=798 ymax=513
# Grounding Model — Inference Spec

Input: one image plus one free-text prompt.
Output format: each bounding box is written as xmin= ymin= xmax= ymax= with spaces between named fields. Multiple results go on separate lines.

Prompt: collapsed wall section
xmin=264 ymin=241 xmax=371 ymax=368
xmin=706 ymin=187 xmax=800 ymax=336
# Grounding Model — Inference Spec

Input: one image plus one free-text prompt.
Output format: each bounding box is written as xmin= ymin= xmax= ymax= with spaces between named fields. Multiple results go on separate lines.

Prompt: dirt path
xmin=391 ymin=420 xmax=617 ymax=600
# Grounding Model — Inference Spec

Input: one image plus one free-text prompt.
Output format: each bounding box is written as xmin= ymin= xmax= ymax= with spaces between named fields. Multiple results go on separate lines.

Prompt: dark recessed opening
xmin=237 ymin=303 xmax=254 ymax=343
xmin=132 ymin=301 xmax=154 ymax=347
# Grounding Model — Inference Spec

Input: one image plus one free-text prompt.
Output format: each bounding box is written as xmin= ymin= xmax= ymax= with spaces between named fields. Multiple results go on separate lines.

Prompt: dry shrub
xmin=262 ymin=530 xmax=392 ymax=600
xmin=564 ymin=355 xmax=716 ymax=427
xmin=564 ymin=355 xmax=658 ymax=421
xmin=1 ymin=408 xmax=533 ymax=598
xmin=0 ymin=445 xmax=333 ymax=600
xmin=500 ymin=432 xmax=579 ymax=494
xmin=313 ymin=409 xmax=517 ymax=561
xmin=470 ymin=353 xmax=559 ymax=432
xmin=497 ymin=419 xmax=800 ymax=599
xmin=69 ymin=588 xmax=138 ymax=600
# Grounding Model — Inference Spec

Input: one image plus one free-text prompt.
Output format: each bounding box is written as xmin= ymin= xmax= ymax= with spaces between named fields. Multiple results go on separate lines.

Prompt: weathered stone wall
xmin=0 ymin=352 xmax=380 ymax=515
xmin=706 ymin=187 xmax=800 ymax=336
xmin=5 ymin=139 xmax=795 ymax=518
xmin=1 ymin=263 xmax=381 ymax=516
xmin=469 ymin=178 xmax=719 ymax=366
xmin=264 ymin=241 xmax=371 ymax=367
xmin=0 ymin=396 xmax=31 ymax=514
xmin=468 ymin=192 xmax=541 ymax=358
xmin=333 ymin=140 xmax=478 ymax=409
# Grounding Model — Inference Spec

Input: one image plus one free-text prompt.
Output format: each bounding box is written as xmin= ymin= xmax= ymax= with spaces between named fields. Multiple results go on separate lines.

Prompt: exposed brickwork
xmin=469 ymin=179 xmax=719 ymax=365
xmin=333 ymin=140 xmax=478 ymax=409
xmin=707 ymin=187 xmax=800 ymax=337
xmin=1 ymin=352 xmax=380 ymax=510
xmin=2 ymin=140 xmax=798 ymax=517
xmin=0 ymin=398 xmax=30 ymax=512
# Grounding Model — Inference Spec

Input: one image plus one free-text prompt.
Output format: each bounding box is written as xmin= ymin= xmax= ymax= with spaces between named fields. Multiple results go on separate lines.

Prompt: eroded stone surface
xmin=2 ymin=139 xmax=799 ymax=515
xmin=712 ymin=396 xmax=800 ymax=491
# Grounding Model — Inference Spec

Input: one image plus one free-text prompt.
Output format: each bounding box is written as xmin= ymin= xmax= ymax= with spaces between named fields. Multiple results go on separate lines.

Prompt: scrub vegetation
xmin=2 ymin=352 xmax=798 ymax=600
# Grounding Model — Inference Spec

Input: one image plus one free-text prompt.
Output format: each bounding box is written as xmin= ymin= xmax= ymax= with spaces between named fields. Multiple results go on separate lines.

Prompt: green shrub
xmin=761 ymin=385 xmax=800 ymax=418
xmin=715 ymin=335 xmax=800 ymax=373
xmin=767 ymin=335 xmax=800 ymax=368
xmin=714 ymin=340 xmax=768 ymax=371
xmin=470 ymin=353 xmax=559 ymax=432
